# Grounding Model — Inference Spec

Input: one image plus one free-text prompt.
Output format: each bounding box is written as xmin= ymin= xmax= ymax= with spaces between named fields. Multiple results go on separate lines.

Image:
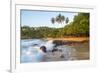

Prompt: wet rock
xmin=60 ymin=55 xmax=64 ymax=58
xmin=53 ymin=40 xmax=83 ymax=46
xmin=52 ymin=48 xmax=58 ymax=52
xmin=53 ymin=40 xmax=68 ymax=46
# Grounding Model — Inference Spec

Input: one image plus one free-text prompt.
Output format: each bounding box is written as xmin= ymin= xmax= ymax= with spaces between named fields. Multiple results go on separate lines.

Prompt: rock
xmin=52 ymin=48 xmax=58 ymax=53
xmin=53 ymin=40 xmax=83 ymax=46
xmin=53 ymin=40 xmax=68 ymax=46
xmin=60 ymin=55 xmax=64 ymax=58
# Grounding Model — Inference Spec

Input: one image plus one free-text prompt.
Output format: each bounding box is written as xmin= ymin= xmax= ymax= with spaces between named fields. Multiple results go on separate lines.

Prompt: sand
xmin=46 ymin=37 xmax=89 ymax=42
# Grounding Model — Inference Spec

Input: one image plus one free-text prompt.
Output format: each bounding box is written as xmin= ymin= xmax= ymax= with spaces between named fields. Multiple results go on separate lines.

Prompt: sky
xmin=21 ymin=10 xmax=78 ymax=28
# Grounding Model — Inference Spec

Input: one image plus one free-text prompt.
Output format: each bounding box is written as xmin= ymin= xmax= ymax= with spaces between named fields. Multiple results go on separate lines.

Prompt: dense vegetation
xmin=21 ymin=13 xmax=89 ymax=39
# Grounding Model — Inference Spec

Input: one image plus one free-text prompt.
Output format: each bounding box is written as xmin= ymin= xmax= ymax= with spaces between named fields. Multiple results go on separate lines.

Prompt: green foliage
xmin=63 ymin=13 xmax=89 ymax=36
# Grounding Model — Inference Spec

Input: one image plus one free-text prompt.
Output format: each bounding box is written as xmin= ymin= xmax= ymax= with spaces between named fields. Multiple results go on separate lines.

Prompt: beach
xmin=21 ymin=37 xmax=89 ymax=63
xmin=46 ymin=37 xmax=89 ymax=61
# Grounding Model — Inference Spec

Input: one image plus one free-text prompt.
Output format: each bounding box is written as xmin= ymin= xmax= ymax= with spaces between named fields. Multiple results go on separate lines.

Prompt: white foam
xmin=41 ymin=40 xmax=55 ymax=51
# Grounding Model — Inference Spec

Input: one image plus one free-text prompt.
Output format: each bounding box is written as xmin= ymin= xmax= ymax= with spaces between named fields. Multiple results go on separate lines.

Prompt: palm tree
xmin=65 ymin=17 xmax=69 ymax=24
xmin=51 ymin=13 xmax=69 ymax=37
xmin=56 ymin=14 xmax=65 ymax=24
xmin=51 ymin=13 xmax=69 ymax=25
xmin=51 ymin=17 xmax=55 ymax=24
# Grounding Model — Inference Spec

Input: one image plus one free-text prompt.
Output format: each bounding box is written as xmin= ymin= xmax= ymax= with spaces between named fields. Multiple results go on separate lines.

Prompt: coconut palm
xmin=51 ymin=17 xmax=55 ymax=24
xmin=51 ymin=13 xmax=69 ymax=25
xmin=51 ymin=14 xmax=69 ymax=37
xmin=65 ymin=17 xmax=69 ymax=24
xmin=56 ymin=14 xmax=65 ymax=24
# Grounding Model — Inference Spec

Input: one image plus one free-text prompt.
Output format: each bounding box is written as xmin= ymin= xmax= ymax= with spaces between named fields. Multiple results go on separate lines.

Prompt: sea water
xmin=21 ymin=39 xmax=76 ymax=63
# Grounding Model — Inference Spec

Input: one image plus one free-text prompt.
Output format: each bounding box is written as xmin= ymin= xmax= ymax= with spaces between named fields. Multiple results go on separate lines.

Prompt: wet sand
xmin=71 ymin=42 xmax=89 ymax=60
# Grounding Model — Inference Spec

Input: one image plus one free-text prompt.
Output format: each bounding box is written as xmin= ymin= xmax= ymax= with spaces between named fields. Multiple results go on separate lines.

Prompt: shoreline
xmin=46 ymin=37 xmax=89 ymax=46
xmin=45 ymin=37 xmax=89 ymax=42
xmin=21 ymin=37 xmax=89 ymax=44
xmin=21 ymin=37 xmax=89 ymax=46
xmin=21 ymin=37 xmax=89 ymax=61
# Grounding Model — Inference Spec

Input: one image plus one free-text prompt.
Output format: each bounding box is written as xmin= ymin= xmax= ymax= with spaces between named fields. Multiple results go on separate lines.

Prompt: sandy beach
xmin=46 ymin=37 xmax=89 ymax=42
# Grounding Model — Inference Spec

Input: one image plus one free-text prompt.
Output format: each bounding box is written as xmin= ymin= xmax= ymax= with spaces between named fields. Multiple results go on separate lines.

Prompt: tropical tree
xmin=51 ymin=13 xmax=69 ymax=25
xmin=51 ymin=17 xmax=55 ymax=24
xmin=65 ymin=17 xmax=69 ymax=24
xmin=51 ymin=14 xmax=69 ymax=37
